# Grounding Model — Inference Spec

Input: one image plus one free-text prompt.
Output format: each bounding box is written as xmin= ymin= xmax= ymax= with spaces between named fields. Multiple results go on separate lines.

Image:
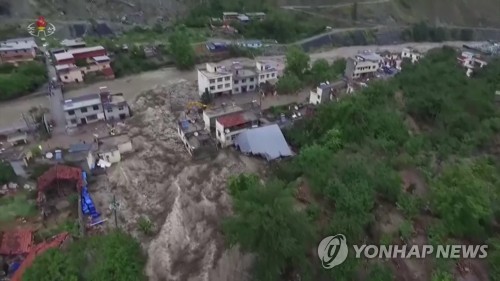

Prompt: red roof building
xmin=37 ymin=165 xmax=83 ymax=202
xmin=0 ymin=229 xmax=34 ymax=256
xmin=217 ymin=113 xmax=247 ymax=128
xmin=10 ymin=232 xmax=70 ymax=281
xmin=215 ymin=111 xmax=259 ymax=148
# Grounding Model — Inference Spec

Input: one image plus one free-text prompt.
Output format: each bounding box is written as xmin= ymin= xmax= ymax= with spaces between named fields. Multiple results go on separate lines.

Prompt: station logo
xmin=27 ymin=16 xmax=56 ymax=39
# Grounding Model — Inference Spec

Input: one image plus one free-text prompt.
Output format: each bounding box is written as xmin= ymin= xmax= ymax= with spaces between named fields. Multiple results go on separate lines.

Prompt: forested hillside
xmin=223 ymin=48 xmax=500 ymax=281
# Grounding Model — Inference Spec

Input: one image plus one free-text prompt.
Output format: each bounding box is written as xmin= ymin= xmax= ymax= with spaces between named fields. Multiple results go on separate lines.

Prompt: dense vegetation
xmin=183 ymin=0 xmax=327 ymax=43
xmin=23 ymin=231 xmax=147 ymax=281
xmin=0 ymin=62 xmax=47 ymax=100
xmin=276 ymin=46 xmax=346 ymax=94
xmin=224 ymin=47 xmax=500 ymax=280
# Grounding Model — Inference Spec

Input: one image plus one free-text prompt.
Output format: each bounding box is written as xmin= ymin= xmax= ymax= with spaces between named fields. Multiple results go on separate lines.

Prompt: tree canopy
xmin=0 ymin=61 xmax=47 ymax=101
xmin=227 ymin=48 xmax=500 ymax=280
xmin=169 ymin=27 xmax=196 ymax=70
xmin=23 ymin=231 xmax=147 ymax=281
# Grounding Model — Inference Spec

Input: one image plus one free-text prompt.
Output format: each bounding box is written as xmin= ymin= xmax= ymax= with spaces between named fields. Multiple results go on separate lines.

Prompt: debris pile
xmin=90 ymin=81 xmax=258 ymax=281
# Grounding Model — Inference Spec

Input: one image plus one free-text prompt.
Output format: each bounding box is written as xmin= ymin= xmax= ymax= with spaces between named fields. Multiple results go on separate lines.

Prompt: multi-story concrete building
xmin=457 ymin=51 xmax=488 ymax=77
xmin=401 ymin=47 xmax=422 ymax=63
xmin=197 ymin=60 xmax=278 ymax=96
xmin=309 ymin=80 xmax=347 ymax=105
xmin=63 ymin=94 xmax=105 ymax=127
xmin=99 ymin=89 xmax=131 ymax=121
xmin=54 ymin=46 xmax=115 ymax=83
xmin=344 ymin=51 xmax=382 ymax=80
xmin=0 ymin=37 xmax=38 ymax=65
xmin=215 ymin=111 xmax=259 ymax=147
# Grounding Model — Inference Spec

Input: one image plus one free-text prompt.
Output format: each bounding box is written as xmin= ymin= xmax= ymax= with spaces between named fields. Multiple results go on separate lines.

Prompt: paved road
xmin=282 ymin=0 xmax=389 ymax=9
xmin=0 ymin=41 xmax=483 ymax=128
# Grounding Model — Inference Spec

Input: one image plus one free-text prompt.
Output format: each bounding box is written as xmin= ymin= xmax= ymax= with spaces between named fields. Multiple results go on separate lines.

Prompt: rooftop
xmin=217 ymin=111 xmax=257 ymax=128
xmin=237 ymin=15 xmax=250 ymax=21
xmin=68 ymin=46 xmax=105 ymax=55
xmin=223 ymin=12 xmax=239 ymax=16
xmin=179 ymin=118 xmax=204 ymax=134
xmin=93 ymin=55 xmax=110 ymax=62
xmin=60 ymin=38 xmax=86 ymax=47
xmin=355 ymin=51 xmax=382 ymax=62
xmin=54 ymin=52 xmax=74 ymax=61
xmin=63 ymin=93 xmax=101 ymax=111
xmin=0 ymin=40 xmax=37 ymax=51
xmin=234 ymin=124 xmax=293 ymax=161
xmin=246 ymin=12 xmax=266 ymax=16
xmin=98 ymin=134 xmax=131 ymax=147
xmin=203 ymin=104 xmax=244 ymax=117
xmin=55 ymin=64 xmax=78 ymax=71
xmin=317 ymin=80 xmax=347 ymax=91
xmin=0 ymin=229 xmax=34 ymax=256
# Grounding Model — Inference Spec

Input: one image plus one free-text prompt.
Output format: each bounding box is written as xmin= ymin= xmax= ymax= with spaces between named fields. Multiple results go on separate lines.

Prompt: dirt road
xmin=0 ymin=41 xmax=479 ymax=128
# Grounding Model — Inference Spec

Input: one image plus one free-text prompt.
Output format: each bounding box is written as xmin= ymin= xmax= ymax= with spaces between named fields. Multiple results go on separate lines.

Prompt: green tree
xmin=0 ymin=161 xmax=16 ymax=184
xmin=200 ymin=88 xmax=212 ymax=105
xmin=431 ymin=159 xmax=496 ymax=238
xmin=223 ymin=175 xmax=315 ymax=281
xmin=285 ymin=46 xmax=309 ymax=77
xmin=23 ymin=249 xmax=80 ymax=281
xmin=23 ymin=231 xmax=147 ymax=281
xmin=488 ymin=237 xmax=500 ymax=281
xmin=276 ymin=73 xmax=302 ymax=94
xmin=309 ymin=59 xmax=334 ymax=85
xmin=369 ymin=263 xmax=394 ymax=281
xmin=169 ymin=28 xmax=196 ymax=70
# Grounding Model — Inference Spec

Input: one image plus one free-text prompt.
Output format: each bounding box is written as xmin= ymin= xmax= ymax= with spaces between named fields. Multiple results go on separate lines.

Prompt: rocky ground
xmin=89 ymin=80 xmax=261 ymax=281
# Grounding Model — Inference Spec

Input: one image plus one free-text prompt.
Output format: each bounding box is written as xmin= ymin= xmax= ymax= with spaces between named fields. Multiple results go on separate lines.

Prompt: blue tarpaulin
xmin=80 ymin=171 xmax=100 ymax=220
xmin=234 ymin=124 xmax=293 ymax=161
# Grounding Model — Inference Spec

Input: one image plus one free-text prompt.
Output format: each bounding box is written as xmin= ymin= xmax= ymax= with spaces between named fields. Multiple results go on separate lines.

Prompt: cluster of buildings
xmin=51 ymin=43 xmax=115 ymax=83
xmin=197 ymin=60 xmax=280 ymax=97
xmin=221 ymin=12 xmax=266 ymax=23
xmin=0 ymin=37 xmax=38 ymax=65
xmin=177 ymin=103 xmax=293 ymax=161
xmin=63 ymin=87 xmax=130 ymax=127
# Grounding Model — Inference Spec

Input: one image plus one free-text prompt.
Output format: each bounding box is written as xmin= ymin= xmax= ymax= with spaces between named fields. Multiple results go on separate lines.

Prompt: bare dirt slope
xmin=90 ymin=80 xmax=260 ymax=281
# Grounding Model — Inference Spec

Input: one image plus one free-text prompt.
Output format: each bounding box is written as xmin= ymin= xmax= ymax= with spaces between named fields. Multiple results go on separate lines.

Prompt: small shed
xmin=234 ymin=124 xmax=293 ymax=161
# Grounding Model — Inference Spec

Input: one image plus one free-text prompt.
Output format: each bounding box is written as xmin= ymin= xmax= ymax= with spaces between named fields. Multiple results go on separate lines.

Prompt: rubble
xmin=90 ymin=81 xmax=259 ymax=281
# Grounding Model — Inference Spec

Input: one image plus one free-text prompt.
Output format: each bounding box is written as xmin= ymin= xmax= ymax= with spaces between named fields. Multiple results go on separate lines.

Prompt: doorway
xmin=241 ymin=86 xmax=247 ymax=93
xmin=80 ymin=118 xmax=87 ymax=125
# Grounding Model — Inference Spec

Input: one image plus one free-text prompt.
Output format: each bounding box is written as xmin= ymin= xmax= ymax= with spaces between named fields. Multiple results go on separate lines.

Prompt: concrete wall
xmin=99 ymin=149 xmax=121 ymax=163
xmin=64 ymin=103 xmax=104 ymax=126
xmin=104 ymin=104 xmax=130 ymax=121
xmin=59 ymin=68 xmax=84 ymax=83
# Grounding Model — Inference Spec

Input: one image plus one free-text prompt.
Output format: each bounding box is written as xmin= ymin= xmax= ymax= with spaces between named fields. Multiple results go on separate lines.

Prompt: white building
xmin=215 ymin=111 xmax=259 ymax=147
xmin=197 ymin=60 xmax=279 ymax=96
xmin=63 ymin=94 xmax=105 ymax=127
xmin=401 ymin=47 xmax=422 ymax=63
xmin=309 ymin=80 xmax=347 ymax=105
xmin=344 ymin=51 xmax=382 ymax=80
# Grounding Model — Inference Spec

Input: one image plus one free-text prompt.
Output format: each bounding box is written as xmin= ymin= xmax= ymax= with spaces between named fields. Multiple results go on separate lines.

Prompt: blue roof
xmin=234 ymin=124 xmax=293 ymax=161
xmin=69 ymin=143 xmax=93 ymax=153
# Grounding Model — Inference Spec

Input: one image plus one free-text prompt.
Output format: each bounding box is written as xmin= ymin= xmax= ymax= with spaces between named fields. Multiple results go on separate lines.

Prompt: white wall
xmin=309 ymin=89 xmax=323 ymax=105
xmin=99 ymin=149 xmax=121 ymax=163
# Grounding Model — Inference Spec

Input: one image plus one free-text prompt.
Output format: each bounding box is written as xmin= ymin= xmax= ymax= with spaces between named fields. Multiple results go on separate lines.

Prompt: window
xmin=80 ymin=107 xmax=88 ymax=113
xmin=266 ymin=74 xmax=270 ymax=78
xmin=234 ymin=87 xmax=239 ymax=92
xmin=92 ymin=105 xmax=99 ymax=110
xmin=224 ymin=83 xmax=230 ymax=88
xmin=217 ymin=78 xmax=223 ymax=82
xmin=241 ymin=79 xmax=246 ymax=83
xmin=107 ymin=108 xmax=113 ymax=113
xmin=271 ymin=73 xmax=275 ymax=77
xmin=260 ymin=75 xmax=265 ymax=79
xmin=217 ymin=131 xmax=221 ymax=137
xmin=249 ymin=78 xmax=254 ymax=82
xmin=87 ymin=114 xmax=97 ymax=121
xmin=210 ymin=86 xmax=215 ymax=90
xmin=234 ymin=80 xmax=239 ymax=84
xmin=209 ymin=79 xmax=215 ymax=84
xmin=118 ymin=106 xmax=124 ymax=111
xmin=249 ymin=85 xmax=254 ymax=90
xmin=217 ymin=85 xmax=222 ymax=89
xmin=70 ymin=119 xmax=77 ymax=124
xmin=64 ymin=76 xmax=68 ymax=79
xmin=224 ymin=76 xmax=230 ymax=81
xmin=67 ymin=110 xmax=75 ymax=115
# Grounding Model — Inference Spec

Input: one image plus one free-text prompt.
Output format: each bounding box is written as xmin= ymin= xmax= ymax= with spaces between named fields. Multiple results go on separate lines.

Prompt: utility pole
xmin=110 ymin=194 xmax=119 ymax=229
